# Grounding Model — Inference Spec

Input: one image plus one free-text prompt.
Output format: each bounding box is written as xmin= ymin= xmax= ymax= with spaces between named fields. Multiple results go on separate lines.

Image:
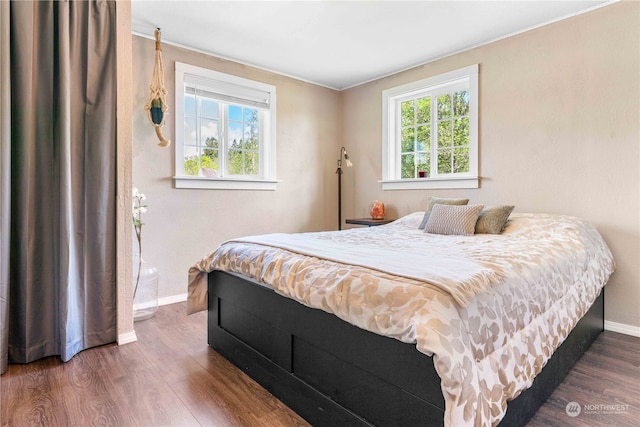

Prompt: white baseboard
xmin=604 ymin=320 xmax=640 ymax=337
xmin=158 ymin=293 xmax=188 ymax=306
xmin=117 ymin=295 xmax=187 ymax=346
xmin=117 ymin=330 xmax=138 ymax=345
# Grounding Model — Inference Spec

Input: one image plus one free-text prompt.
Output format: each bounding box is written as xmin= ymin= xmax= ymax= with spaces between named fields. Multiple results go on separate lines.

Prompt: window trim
xmin=381 ymin=64 xmax=479 ymax=190
xmin=174 ymin=62 xmax=278 ymax=190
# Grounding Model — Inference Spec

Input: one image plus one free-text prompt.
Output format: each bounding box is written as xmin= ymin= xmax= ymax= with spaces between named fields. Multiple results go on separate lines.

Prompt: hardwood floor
xmin=1 ymin=302 xmax=638 ymax=427
xmin=1 ymin=303 xmax=309 ymax=427
xmin=526 ymin=330 xmax=640 ymax=427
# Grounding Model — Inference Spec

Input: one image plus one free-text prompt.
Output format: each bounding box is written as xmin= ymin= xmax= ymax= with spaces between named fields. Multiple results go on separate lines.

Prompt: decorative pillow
xmin=424 ymin=204 xmax=484 ymax=236
xmin=475 ymin=205 xmax=515 ymax=234
xmin=418 ymin=197 xmax=469 ymax=229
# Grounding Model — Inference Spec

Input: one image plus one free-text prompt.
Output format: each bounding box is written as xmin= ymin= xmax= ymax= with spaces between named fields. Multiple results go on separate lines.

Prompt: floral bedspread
xmin=187 ymin=213 xmax=615 ymax=426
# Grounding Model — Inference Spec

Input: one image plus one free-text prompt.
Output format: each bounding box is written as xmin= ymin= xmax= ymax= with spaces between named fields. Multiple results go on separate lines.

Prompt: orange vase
xmin=370 ymin=200 xmax=385 ymax=220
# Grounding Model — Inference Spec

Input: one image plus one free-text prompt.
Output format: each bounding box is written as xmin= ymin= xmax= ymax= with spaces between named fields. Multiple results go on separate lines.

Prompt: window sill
xmin=380 ymin=176 xmax=479 ymax=190
xmin=174 ymin=176 xmax=280 ymax=190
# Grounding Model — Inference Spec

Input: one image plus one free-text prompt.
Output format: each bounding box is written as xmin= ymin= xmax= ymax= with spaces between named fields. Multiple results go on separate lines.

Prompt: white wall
xmin=341 ymin=2 xmax=639 ymax=329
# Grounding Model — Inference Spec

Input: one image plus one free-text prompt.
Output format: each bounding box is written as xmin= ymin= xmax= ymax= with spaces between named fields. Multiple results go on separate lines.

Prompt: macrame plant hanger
xmin=144 ymin=28 xmax=170 ymax=147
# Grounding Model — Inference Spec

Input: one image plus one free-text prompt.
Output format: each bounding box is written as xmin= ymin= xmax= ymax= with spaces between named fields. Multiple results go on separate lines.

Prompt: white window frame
xmin=174 ymin=62 xmax=278 ymax=190
xmin=381 ymin=64 xmax=479 ymax=190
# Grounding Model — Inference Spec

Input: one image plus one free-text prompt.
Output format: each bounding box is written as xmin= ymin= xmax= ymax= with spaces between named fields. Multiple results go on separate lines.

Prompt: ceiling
xmin=131 ymin=1 xmax=612 ymax=90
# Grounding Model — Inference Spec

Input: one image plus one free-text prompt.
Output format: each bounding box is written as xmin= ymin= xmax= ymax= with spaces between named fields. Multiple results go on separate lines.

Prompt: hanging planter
xmin=144 ymin=28 xmax=170 ymax=147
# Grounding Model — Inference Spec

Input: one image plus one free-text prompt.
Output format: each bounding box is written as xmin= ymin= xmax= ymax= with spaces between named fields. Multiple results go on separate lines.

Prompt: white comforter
xmin=187 ymin=213 xmax=615 ymax=426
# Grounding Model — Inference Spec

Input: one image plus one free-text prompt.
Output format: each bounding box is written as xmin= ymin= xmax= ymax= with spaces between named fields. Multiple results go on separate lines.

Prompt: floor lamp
xmin=336 ymin=146 xmax=352 ymax=230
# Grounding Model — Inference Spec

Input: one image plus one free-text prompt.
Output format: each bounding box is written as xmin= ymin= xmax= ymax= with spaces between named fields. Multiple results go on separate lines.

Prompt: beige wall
xmin=131 ymin=36 xmax=341 ymax=302
xmin=342 ymin=1 xmax=639 ymax=328
xmin=130 ymin=2 xmax=639 ymax=330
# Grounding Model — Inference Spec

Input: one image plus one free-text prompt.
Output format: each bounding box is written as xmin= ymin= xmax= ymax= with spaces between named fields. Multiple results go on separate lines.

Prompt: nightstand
xmin=345 ymin=218 xmax=394 ymax=227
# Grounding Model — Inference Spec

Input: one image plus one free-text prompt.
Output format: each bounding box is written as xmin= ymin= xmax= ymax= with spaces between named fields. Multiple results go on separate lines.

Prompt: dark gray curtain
xmin=1 ymin=0 xmax=117 ymax=372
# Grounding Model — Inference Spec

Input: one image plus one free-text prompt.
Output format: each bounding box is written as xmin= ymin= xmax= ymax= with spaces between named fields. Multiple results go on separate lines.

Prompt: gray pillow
xmin=418 ymin=197 xmax=470 ymax=229
xmin=424 ymin=204 xmax=484 ymax=236
xmin=475 ymin=205 xmax=515 ymax=234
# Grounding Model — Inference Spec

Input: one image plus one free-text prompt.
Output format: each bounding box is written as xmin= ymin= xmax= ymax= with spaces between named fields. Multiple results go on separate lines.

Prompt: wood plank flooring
xmin=2 ymin=302 xmax=639 ymax=427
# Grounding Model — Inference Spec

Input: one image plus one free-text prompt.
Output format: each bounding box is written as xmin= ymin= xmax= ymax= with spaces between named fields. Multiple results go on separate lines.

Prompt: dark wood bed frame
xmin=207 ymin=270 xmax=604 ymax=426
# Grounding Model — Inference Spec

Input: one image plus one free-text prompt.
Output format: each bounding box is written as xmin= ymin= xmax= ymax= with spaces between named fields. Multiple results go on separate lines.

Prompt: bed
xmin=187 ymin=210 xmax=615 ymax=426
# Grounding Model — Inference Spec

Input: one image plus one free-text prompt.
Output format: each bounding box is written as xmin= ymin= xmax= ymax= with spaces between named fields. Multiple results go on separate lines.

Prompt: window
xmin=174 ymin=62 xmax=277 ymax=190
xmin=381 ymin=64 xmax=478 ymax=190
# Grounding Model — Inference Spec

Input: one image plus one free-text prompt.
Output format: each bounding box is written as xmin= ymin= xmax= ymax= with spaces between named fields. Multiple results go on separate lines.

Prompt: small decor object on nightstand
xmin=370 ymin=200 xmax=385 ymax=220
